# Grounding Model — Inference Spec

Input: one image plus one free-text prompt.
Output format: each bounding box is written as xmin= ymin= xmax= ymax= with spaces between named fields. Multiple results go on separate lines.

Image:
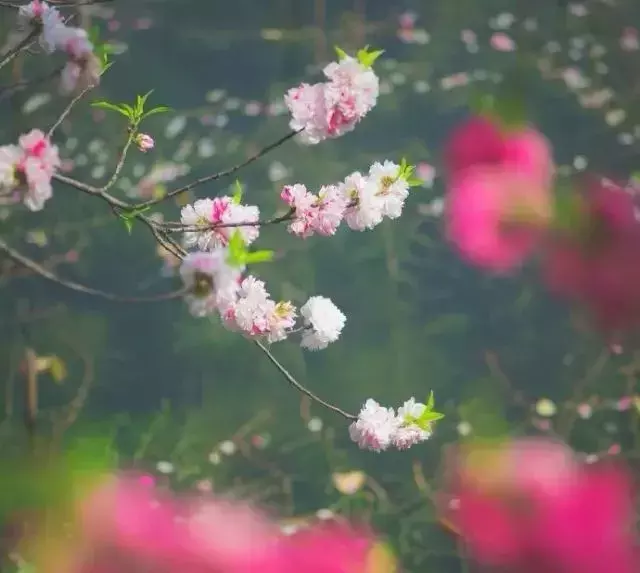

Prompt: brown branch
xmin=132 ymin=129 xmax=301 ymax=210
xmin=253 ymin=340 xmax=356 ymax=420
xmin=0 ymin=236 xmax=186 ymax=303
xmin=23 ymin=347 xmax=39 ymax=451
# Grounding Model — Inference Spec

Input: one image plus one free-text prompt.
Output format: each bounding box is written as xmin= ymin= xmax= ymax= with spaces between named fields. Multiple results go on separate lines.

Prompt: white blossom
xmin=299 ymin=296 xmax=346 ymax=350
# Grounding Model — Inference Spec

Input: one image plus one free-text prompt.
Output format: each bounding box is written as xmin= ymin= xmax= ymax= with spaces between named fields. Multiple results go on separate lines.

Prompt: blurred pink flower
xmin=444 ymin=116 xmax=553 ymax=183
xmin=490 ymin=33 xmax=516 ymax=52
xmin=52 ymin=475 xmax=388 ymax=573
xmin=444 ymin=116 xmax=506 ymax=177
xmin=441 ymin=439 xmax=638 ymax=573
xmin=543 ymin=179 xmax=640 ymax=335
xmin=445 ymin=166 xmax=551 ymax=272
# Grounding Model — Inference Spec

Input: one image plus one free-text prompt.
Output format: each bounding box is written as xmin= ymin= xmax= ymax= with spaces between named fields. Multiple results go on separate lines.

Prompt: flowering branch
xmin=0 ymin=5 xmax=442 ymax=453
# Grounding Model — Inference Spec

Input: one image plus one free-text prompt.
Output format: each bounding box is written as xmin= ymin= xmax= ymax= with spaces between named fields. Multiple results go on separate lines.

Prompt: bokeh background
xmin=1 ymin=1 xmax=640 ymax=571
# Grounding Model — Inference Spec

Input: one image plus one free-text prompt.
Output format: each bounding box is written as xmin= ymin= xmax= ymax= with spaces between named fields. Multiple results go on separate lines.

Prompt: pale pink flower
xmin=179 ymin=249 xmax=243 ymax=317
xmin=221 ymin=276 xmax=296 ymax=343
xmin=340 ymin=171 xmax=384 ymax=231
xmin=17 ymin=0 xmax=65 ymax=53
xmin=181 ymin=196 xmax=260 ymax=249
xmin=285 ymin=53 xmax=379 ymax=145
xmin=348 ymin=399 xmax=399 ymax=452
xmin=310 ymin=185 xmax=347 ymax=236
xmin=281 ymin=183 xmax=318 ymax=237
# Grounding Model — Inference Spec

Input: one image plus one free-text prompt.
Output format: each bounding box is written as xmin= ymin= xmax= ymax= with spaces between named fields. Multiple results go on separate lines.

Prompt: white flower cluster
xmin=281 ymin=160 xmax=411 ymax=238
xmin=285 ymin=51 xmax=379 ymax=144
xmin=349 ymin=398 xmax=437 ymax=452
xmin=16 ymin=0 xmax=101 ymax=95
xmin=178 ymin=190 xmax=346 ymax=350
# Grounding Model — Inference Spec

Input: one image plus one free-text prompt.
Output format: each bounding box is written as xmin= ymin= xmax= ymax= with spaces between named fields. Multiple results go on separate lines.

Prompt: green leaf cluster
xmin=91 ymin=90 xmax=171 ymax=126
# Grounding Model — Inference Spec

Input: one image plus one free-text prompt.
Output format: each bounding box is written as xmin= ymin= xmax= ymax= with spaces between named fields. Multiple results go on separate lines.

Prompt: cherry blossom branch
xmin=253 ymin=340 xmax=357 ymax=420
xmin=160 ymin=208 xmax=296 ymax=233
xmin=131 ymin=129 xmax=302 ymax=210
xmin=0 ymin=236 xmax=186 ymax=302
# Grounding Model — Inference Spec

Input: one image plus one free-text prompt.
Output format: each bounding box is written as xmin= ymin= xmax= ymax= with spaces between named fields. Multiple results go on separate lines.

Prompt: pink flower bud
xmin=135 ymin=133 xmax=155 ymax=152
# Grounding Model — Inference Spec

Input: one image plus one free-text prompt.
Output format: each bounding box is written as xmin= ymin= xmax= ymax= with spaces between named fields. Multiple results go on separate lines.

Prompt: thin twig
xmin=47 ymin=83 xmax=95 ymax=137
xmin=133 ymin=129 xmax=301 ymax=209
xmin=0 ymin=236 xmax=186 ymax=302
xmin=253 ymin=339 xmax=356 ymax=420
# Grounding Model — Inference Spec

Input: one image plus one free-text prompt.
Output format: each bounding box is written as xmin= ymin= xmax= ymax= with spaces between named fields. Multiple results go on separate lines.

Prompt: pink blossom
xmin=445 ymin=166 xmax=551 ymax=272
xmin=285 ymin=53 xmax=379 ymax=145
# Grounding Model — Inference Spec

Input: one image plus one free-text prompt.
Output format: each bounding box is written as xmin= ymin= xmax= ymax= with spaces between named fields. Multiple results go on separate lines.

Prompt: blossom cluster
xmin=284 ymin=47 xmax=381 ymax=144
xmin=281 ymin=160 xmax=414 ymax=237
xmin=0 ymin=129 xmax=60 ymax=211
xmin=349 ymin=397 xmax=443 ymax=452
xmin=16 ymin=0 xmax=101 ymax=95
xmin=178 ymin=184 xmax=347 ymax=350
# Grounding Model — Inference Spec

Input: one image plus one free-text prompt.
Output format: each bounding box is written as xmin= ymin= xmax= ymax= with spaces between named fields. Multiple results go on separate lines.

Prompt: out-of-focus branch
xmin=0 ymin=236 xmax=186 ymax=302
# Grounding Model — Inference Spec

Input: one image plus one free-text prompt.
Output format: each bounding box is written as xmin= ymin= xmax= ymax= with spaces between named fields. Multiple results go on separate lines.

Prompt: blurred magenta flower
xmin=440 ymin=438 xmax=638 ymax=573
xmin=543 ymin=178 xmax=640 ymax=335
xmin=443 ymin=115 xmax=553 ymax=183
xmin=446 ymin=166 xmax=552 ymax=272
xmin=27 ymin=474 xmax=394 ymax=573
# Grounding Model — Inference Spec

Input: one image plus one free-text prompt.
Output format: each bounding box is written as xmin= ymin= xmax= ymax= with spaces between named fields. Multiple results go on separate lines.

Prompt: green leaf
xmin=232 ymin=180 xmax=243 ymax=204
xmin=419 ymin=411 xmax=445 ymax=423
xmin=356 ymin=46 xmax=384 ymax=68
xmin=121 ymin=217 xmax=133 ymax=234
xmin=141 ymin=106 xmax=172 ymax=120
xmin=334 ymin=46 xmax=349 ymax=61
xmin=245 ymin=250 xmax=274 ymax=264
xmin=426 ymin=390 xmax=435 ymax=411
xmin=91 ymin=101 xmax=131 ymax=118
